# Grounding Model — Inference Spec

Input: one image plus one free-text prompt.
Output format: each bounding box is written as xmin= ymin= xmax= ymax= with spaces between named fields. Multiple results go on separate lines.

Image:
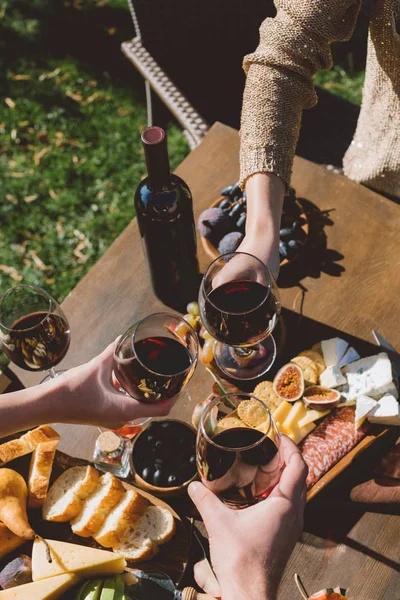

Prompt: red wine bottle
xmin=135 ymin=126 xmax=200 ymax=310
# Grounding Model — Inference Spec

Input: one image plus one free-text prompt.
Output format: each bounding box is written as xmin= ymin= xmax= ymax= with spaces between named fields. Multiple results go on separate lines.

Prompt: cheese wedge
xmin=288 ymin=421 xmax=316 ymax=445
xmin=272 ymin=400 xmax=292 ymax=425
xmin=368 ymin=394 xmax=400 ymax=426
xmin=0 ymin=573 xmax=79 ymax=599
xmin=338 ymin=346 xmax=360 ymax=368
xmin=320 ymin=365 xmax=347 ymax=389
xmin=355 ymin=395 xmax=378 ymax=430
xmin=282 ymin=401 xmax=307 ymax=433
xmin=344 ymin=353 xmax=397 ymax=399
xmin=32 ymin=539 xmax=126 ymax=582
xmin=321 ymin=338 xmax=348 ymax=367
xmin=298 ymin=408 xmax=331 ymax=428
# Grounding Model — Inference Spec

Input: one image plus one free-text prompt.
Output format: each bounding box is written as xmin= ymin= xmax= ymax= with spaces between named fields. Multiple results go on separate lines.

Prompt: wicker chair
xmin=122 ymin=0 xmax=367 ymax=166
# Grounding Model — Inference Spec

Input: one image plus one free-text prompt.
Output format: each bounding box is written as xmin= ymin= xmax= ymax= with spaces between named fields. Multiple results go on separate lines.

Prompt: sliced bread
xmin=0 ymin=425 xmax=60 ymax=466
xmin=28 ymin=439 xmax=59 ymax=509
xmin=113 ymin=506 xmax=175 ymax=561
xmin=94 ymin=489 xmax=149 ymax=548
xmin=42 ymin=465 xmax=99 ymax=522
xmin=71 ymin=472 xmax=125 ymax=538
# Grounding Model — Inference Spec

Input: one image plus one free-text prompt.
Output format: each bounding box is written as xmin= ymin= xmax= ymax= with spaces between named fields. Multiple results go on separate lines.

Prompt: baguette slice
xmin=28 ymin=439 xmax=59 ymax=509
xmin=94 ymin=489 xmax=149 ymax=548
xmin=43 ymin=466 xmax=99 ymax=522
xmin=113 ymin=506 xmax=175 ymax=561
xmin=0 ymin=425 xmax=60 ymax=466
xmin=71 ymin=472 xmax=125 ymax=538
xmin=0 ymin=522 xmax=25 ymax=560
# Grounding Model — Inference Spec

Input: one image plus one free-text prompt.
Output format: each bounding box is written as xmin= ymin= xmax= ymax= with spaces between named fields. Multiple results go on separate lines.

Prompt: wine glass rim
xmin=199 ymin=392 xmax=274 ymax=451
xmin=116 ymin=311 xmax=199 ymax=377
xmin=0 ymin=284 xmax=52 ymax=332
xmin=201 ymin=251 xmax=272 ymax=315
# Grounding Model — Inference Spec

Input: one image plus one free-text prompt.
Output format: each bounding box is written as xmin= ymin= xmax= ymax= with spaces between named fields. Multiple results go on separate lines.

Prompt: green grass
xmin=0 ymin=0 xmax=365 ymax=305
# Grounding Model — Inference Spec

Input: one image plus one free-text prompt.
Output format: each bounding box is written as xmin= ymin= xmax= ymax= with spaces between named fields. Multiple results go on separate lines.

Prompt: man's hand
xmin=189 ymin=436 xmax=307 ymax=600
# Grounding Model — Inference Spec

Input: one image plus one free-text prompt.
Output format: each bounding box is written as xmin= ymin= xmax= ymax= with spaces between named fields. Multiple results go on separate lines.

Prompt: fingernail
xmin=188 ymin=481 xmax=201 ymax=497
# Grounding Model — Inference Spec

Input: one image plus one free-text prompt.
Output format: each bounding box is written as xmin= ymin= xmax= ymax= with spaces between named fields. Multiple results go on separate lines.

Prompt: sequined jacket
xmin=239 ymin=0 xmax=400 ymax=198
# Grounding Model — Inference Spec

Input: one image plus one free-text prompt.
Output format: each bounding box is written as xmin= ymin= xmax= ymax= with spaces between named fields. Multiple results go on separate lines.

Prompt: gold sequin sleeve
xmin=239 ymin=0 xmax=362 ymax=189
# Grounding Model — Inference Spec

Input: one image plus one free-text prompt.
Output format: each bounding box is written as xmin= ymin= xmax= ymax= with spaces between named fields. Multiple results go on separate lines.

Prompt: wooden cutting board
xmin=0 ymin=448 xmax=189 ymax=587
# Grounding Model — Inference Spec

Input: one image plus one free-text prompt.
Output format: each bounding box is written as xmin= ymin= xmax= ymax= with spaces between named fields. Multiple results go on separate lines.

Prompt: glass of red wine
xmin=113 ymin=312 xmax=198 ymax=428
xmin=197 ymin=393 xmax=283 ymax=508
xmin=199 ymin=251 xmax=281 ymax=379
xmin=0 ymin=284 xmax=71 ymax=380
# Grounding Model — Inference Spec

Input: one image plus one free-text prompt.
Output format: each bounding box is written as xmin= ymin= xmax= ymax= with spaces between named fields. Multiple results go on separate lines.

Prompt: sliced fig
xmin=303 ymin=385 xmax=341 ymax=410
xmin=273 ymin=363 xmax=304 ymax=402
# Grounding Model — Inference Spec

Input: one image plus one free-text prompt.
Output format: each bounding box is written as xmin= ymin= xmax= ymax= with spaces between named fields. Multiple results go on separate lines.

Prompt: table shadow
xmin=278 ymin=197 xmax=345 ymax=289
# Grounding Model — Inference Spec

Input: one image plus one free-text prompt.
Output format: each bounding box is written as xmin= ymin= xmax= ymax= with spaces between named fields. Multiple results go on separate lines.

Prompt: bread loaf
xmin=94 ymin=489 xmax=148 ymax=548
xmin=43 ymin=466 xmax=99 ymax=522
xmin=28 ymin=439 xmax=59 ymax=509
xmin=0 ymin=425 xmax=60 ymax=466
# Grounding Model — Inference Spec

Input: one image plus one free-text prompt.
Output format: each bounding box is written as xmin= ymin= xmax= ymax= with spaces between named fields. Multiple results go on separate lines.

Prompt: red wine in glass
xmin=2 ymin=311 xmax=70 ymax=371
xmin=204 ymin=280 xmax=279 ymax=346
xmin=114 ymin=335 xmax=193 ymax=403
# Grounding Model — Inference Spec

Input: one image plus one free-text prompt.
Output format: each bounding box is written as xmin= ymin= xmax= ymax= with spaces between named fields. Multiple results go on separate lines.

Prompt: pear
xmin=0 ymin=469 xmax=35 ymax=539
xmin=99 ymin=578 xmax=116 ymax=600
xmin=75 ymin=579 xmax=103 ymax=600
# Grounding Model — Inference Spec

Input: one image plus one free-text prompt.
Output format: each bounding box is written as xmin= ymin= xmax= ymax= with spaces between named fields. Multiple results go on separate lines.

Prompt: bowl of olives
xmin=130 ymin=419 xmax=198 ymax=498
xmin=198 ymin=184 xmax=308 ymax=266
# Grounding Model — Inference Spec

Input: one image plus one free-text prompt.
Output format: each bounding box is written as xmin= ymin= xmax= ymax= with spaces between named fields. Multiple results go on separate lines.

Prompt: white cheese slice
xmin=368 ymin=394 xmax=400 ymax=425
xmin=343 ymin=353 xmax=397 ymax=400
xmin=32 ymin=539 xmax=126 ymax=581
xmin=298 ymin=408 xmax=331 ymax=428
xmin=338 ymin=346 xmax=361 ymax=368
xmin=0 ymin=573 xmax=79 ymax=599
xmin=321 ymin=338 xmax=349 ymax=367
xmin=355 ymin=395 xmax=378 ymax=430
xmin=320 ymin=365 xmax=347 ymax=389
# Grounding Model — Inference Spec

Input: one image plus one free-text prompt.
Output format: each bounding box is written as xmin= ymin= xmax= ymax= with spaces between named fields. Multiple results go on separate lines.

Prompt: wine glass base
xmin=214 ymin=335 xmax=277 ymax=380
xmin=41 ymin=369 xmax=67 ymax=383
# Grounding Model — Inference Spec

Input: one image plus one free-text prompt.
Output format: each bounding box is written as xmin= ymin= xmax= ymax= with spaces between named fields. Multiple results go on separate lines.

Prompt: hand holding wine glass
xmin=190 ymin=435 xmax=307 ymax=600
xmin=0 ymin=284 xmax=70 ymax=381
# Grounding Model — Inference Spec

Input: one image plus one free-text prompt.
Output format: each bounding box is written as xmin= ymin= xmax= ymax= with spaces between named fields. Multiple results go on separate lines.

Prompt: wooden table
xmin=12 ymin=122 xmax=400 ymax=599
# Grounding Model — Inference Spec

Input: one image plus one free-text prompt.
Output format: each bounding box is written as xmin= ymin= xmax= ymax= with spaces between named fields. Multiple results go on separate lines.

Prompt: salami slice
xmin=299 ymin=407 xmax=370 ymax=490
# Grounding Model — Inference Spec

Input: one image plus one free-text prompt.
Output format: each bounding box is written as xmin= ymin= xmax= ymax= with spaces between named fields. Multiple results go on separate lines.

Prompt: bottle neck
xmin=143 ymin=131 xmax=171 ymax=191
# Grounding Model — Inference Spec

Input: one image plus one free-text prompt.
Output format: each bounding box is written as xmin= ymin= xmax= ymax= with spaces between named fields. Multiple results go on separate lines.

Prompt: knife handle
xmin=182 ymin=587 xmax=219 ymax=600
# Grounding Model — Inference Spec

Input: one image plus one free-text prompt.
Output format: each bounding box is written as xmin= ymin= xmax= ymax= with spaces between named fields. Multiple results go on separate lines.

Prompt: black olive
xmin=154 ymin=457 xmax=164 ymax=468
xmin=229 ymin=203 xmax=243 ymax=220
xmin=189 ymin=455 xmax=196 ymax=467
xmin=236 ymin=212 xmax=247 ymax=232
xmin=153 ymin=469 xmax=165 ymax=487
xmin=219 ymin=198 xmax=231 ymax=211
xmin=220 ymin=184 xmax=234 ymax=197
xmin=154 ymin=440 xmax=163 ymax=451
xmin=279 ymin=241 xmax=289 ymax=258
xmin=142 ymin=467 xmax=154 ymax=483
xmin=279 ymin=227 xmax=292 ymax=239
xmin=167 ymin=474 xmax=178 ymax=486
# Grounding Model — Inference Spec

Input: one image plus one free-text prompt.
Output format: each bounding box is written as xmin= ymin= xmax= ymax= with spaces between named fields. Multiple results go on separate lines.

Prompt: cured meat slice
xmin=299 ymin=407 xmax=369 ymax=490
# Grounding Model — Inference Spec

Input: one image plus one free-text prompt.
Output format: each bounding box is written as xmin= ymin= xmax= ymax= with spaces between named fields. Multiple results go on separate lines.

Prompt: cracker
xmin=253 ymin=380 xmax=282 ymax=410
xmin=297 ymin=349 xmax=326 ymax=375
xmin=238 ymin=399 xmax=269 ymax=427
xmin=214 ymin=414 xmax=248 ymax=435
xmin=291 ymin=356 xmax=319 ymax=385
xmin=311 ymin=342 xmax=322 ymax=355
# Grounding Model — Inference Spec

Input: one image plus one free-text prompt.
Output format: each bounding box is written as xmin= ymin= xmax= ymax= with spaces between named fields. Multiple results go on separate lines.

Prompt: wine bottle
xmin=135 ymin=126 xmax=200 ymax=310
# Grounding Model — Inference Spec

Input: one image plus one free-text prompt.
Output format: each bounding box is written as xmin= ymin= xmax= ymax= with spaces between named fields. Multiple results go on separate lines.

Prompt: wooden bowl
xmin=200 ymin=196 xmax=309 ymax=267
xmin=130 ymin=419 xmax=198 ymax=498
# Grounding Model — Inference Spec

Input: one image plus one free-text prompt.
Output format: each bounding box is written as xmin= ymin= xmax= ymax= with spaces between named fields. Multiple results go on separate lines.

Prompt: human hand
xmin=189 ymin=436 xmax=307 ymax=600
xmin=59 ymin=340 xmax=175 ymax=429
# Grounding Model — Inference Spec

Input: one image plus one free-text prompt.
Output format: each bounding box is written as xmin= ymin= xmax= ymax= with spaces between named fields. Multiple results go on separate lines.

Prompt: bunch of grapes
xmin=175 ymin=302 xmax=216 ymax=365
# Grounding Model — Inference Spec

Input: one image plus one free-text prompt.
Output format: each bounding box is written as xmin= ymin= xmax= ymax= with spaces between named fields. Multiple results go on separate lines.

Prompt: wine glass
xmin=199 ymin=251 xmax=281 ymax=379
xmin=112 ymin=312 xmax=198 ymax=430
xmin=197 ymin=393 xmax=283 ymax=508
xmin=0 ymin=284 xmax=71 ymax=381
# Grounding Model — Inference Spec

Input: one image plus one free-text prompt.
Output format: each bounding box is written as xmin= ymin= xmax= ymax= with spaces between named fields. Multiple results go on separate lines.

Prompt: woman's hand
xmin=58 ymin=340 xmax=175 ymax=429
xmin=189 ymin=436 xmax=307 ymax=600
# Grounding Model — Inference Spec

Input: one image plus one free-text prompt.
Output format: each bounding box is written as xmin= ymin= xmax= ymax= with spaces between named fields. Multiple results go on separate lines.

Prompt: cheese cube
xmin=32 ymin=539 xmax=126 ymax=581
xmin=368 ymin=394 xmax=400 ymax=425
xmin=338 ymin=346 xmax=361 ymax=368
xmin=355 ymin=395 xmax=378 ymax=430
xmin=282 ymin=401 xmax=307 ymax=432
xmin=343 ymin=353 xmax=397 ymax=400
xmin=0 ymin=574 xmax=79 ymax=599
xmin=321 ymin=338 xmax=349 ymax=367
xmin=298 ymin=408 xmax=331 ymax=428
xmin=320 ymin=365 xmax=347 ymax=389
xmin=272 ymin=401 xmax=292 ymax=425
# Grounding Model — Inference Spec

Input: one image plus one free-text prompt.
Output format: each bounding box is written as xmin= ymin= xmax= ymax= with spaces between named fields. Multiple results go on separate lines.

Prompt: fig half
xmin=303 ymin=385 xmax=341 ymax=410
xmin=273 ymin=363 xmax=304 ymax=402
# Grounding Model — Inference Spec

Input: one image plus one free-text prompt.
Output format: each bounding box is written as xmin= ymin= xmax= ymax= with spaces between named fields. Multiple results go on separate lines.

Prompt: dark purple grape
xmin=229 ymin=203 xmax=243 ymax=220
xmin=236 ymin=213 xmax=246 ymax=232
xmin=288 ymin=239 xmax=301 ymax=250
xmin=219 ymin=198 xmax=231 ymax=211
xmin=230 ymin=183 xmax=241 ymax=197
xmin=220 ymin=184 xmax=234 ymax=197
xmin=279 ymin=241 xmax=289 ymax=258
xmin=242 ymin=191 xmax=247 ymax=204
xmin=279 ymin=227 xmax=292 ymax=239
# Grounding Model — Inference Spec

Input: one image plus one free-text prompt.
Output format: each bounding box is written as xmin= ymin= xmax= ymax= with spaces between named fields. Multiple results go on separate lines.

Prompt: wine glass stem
xmin=232 ymin=346 xmax=258 ymax=358
xmin=48 ymin=367 xmax=57 ymax=379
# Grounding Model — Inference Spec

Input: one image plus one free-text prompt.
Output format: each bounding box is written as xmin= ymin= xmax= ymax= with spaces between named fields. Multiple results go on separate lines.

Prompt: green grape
xmin=186 ymin=301 xmax=199 ymax=317
xmin=183 ymin=313 xmax=198 ymax=329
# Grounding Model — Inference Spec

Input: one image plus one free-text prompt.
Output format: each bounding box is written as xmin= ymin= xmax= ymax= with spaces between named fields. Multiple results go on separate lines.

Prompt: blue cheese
xmin=368 ymin=394 xmax=400 ymax=425
xmin=343 ymin=353 xmax=397 ymax=400
xmin=320 ymin=365 xmax=347 ymax=388
xmin=321 ymin=338 xmax=349 ymax=367
xmin=355 ymin=395 xmax=378 ymax=429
